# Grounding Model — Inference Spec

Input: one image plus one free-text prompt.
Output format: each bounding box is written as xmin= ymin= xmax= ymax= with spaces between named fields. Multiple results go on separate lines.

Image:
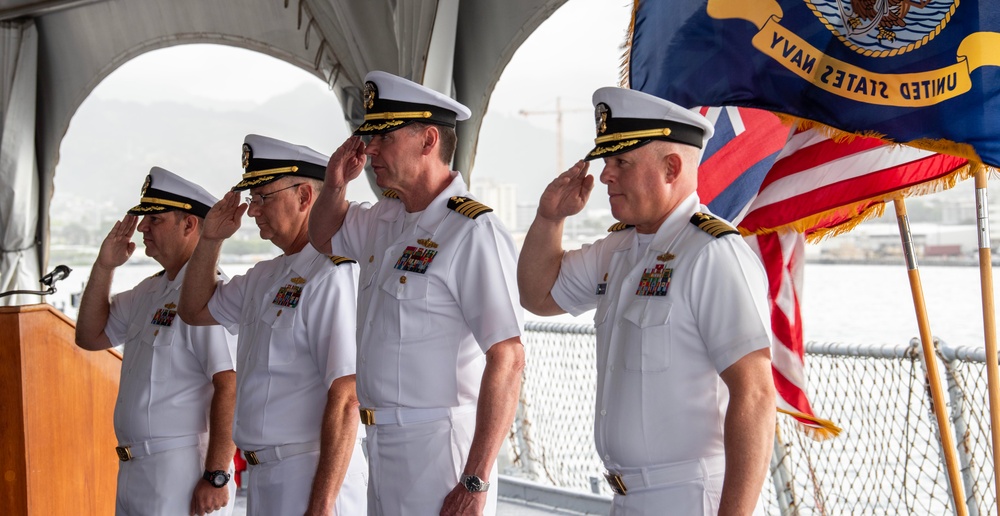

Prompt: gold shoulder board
xmin=150 ymin=270 xmax=165 ymax=278
xmin=607 ymin=222 xmax=635 ymax=232
xmin=447 ymin=196 xmax=493 ymax=219
xmin=690 ymin=212 xmax=738 ymax=238
xmin=382 ymin=189 xmax=400 ymax=199
xmin=329 ymin=255 xmax=358 ymax=266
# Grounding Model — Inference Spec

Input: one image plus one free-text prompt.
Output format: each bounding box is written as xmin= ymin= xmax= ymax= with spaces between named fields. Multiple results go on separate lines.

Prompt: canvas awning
xmin=0 ymin=0 xmax=567 ymax=300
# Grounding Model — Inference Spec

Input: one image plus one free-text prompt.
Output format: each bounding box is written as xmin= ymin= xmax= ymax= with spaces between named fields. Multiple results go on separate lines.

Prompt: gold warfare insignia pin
xmin=657 ymin=253 xmax=675 ymax=262
xmin=417 ymin=238 xmax=439 ymax=249
xmin=165 ymin=303 xmax=177 ymax=309
xmin=290 ymin=277 xmax=306 ymax=285
xmin=242 ymin=143 xmax=252 ymax=171
xmin=363 ymin=82 xmax=377 ymax=110
xmin=140 ymin=175 xmax=152 ymax=197
xmin=595 ymin=103 xmax=610 ymax=135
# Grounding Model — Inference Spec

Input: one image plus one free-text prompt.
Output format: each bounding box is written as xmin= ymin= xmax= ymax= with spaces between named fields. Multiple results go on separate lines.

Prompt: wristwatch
xmin=203 ymin=470 xmax=231 ymax=488
xmin=460 ymin=474 xmax=490 ymax=492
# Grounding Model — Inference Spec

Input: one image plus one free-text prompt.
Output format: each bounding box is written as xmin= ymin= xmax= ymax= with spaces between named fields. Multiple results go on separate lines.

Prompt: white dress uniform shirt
xmin=550 ymin=193 xmax=771 ymax=514
xmin=105 ymin=263 xmax=237 ymax=516
xmin=331 ymin=172 xmax=522 ymax=515
xmin=207 ymin=244 xmax=367 ymax=515
xmin=334 ymin=173 xmax=522 ymax=409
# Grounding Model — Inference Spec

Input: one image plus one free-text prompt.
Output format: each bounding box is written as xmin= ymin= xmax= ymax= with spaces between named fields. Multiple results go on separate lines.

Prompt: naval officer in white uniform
xmin=76 ymin=167 xmax=238 ymax=516
xmin=518 ymin=88 xmax=776 ymax=515
xmin=178 ymin=134 xmax=367 ymax=516
xmin=309 ymin=71 xmax=524 ymax=516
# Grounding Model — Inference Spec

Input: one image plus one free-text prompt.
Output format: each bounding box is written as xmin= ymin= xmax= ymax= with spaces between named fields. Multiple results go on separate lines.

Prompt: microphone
xmin=40 ymin=264 xmax=72 ymax=288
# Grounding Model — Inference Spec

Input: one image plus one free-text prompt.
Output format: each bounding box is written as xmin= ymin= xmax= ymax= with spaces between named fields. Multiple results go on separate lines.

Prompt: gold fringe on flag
xmin=618 ymin=0 xmax=640 ymax=89
xmin=738 ymin=160 xmax=986 ymax=243
xmin=778 ymin=407 xmax=842 ymax=441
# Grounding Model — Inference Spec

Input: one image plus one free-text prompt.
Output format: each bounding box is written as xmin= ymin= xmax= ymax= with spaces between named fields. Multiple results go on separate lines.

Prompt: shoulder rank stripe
xmin=607 ymin=222 xmax=634 ymax=232
xmin=151 ymin=270 xmax=165 ymax=278
xmin=382 ymin=189 xmax=400 ymax=199
xmin=329 ymin=255 xmax=357 ymax=266
xmin=690 ymin=212 xmax=738 ymax=238
xmin=447 ymin=196 xmax=493 ymax=219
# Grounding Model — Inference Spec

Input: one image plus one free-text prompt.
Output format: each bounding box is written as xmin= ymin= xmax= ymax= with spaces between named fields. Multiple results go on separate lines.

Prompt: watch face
xmin=464 ymin=475 xmax=482 ymax=491
xmin=205 ymin=470 xmax=229 ymax=488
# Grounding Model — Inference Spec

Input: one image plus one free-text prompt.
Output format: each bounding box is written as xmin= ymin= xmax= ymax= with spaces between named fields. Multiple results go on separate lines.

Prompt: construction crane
xmin=518 ymin=97 xmax=588 ymax=175
xmin=520 ymin=97 xmax=589 ymax=239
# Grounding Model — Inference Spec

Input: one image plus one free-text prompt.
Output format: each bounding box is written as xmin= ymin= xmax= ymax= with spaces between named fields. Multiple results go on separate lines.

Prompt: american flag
xmin=698 ymin=108 xmax=972 ymax=437
xmin=696 ymin=106 xmax=841 ymax=437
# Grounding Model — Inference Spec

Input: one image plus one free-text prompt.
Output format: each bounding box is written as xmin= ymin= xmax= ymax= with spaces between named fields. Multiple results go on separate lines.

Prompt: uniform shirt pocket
xmin=621 ymin=298 xmax=672 ymax=373
xmin=145 ymin=325 xmax=176 ymax=381
xmin=261 ymin=305 xmax=297 ymax=367
xmin=380 ymin=273 xmax=429 ymax=336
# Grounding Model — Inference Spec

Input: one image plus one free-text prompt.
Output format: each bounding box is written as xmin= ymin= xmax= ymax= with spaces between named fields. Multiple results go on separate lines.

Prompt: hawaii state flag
xmin=628 ymin=0 xmax=1000 ymax=168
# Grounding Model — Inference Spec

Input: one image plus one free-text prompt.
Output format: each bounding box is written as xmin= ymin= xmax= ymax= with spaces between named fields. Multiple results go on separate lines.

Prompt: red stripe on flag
xmin=741 ymin=151 xmax=967 ymax=235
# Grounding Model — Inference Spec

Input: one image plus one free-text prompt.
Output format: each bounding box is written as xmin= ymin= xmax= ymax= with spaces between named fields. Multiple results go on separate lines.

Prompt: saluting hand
xmin=325 ymin=136 xmax=367 ymax=188
xmin=202 ymin=191 xmax=247 ymax=241
xmin=537 ymin=160 xmax=594 ymax=222
xmin=95 ymin=214 xmax=138 ymax=270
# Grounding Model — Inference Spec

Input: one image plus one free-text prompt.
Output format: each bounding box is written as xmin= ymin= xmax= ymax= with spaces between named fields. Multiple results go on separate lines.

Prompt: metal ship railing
xmin=498 ymin=321 xmax=997 ymax=515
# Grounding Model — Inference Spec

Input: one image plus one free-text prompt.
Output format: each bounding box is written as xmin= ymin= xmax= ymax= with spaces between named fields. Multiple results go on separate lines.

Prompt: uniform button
xmin=400 ymin=276 xmax=407 ymax=284
xmin=277 ymin=309 xmax=282 ymax=317
xmin=604 ymin=454 xmax=611 ymax=460
xmin=369 ymin=255 xmax=374 ymax=263
xmin=600 ymin=410 xmax=607 ymax=416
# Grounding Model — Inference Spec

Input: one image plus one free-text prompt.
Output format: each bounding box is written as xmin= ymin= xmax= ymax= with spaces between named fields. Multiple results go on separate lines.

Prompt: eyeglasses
xmin=245 ymin=183 xmax=303 ymax=206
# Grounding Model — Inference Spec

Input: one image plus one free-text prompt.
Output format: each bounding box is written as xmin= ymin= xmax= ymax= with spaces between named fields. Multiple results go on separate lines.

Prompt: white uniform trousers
xmin=608 ymin=455 xmax=765 ymax=516
xmin=365 ymin=409 xmax=497 ymax=516
xmin=245 ymin=441 xmax=368 ymax=516
xmin=116 ymin=440 xmax=235 ymax=516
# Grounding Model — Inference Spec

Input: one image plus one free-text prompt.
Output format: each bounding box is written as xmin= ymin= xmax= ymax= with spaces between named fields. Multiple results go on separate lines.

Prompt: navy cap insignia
xmin=363 ymin=82 xmax=377 ymax=110
xmin=447 ymin=196 xmax=493 ymax=219
xmin=690 ymin=212 xmax=739 ymax=238
xmin=140 ymin=175 xmax=152 ymax=197
xmin=595 ymin=103 xmax=610 ymax=135
xmin=242 ymin=143 xmax=252 ymax=171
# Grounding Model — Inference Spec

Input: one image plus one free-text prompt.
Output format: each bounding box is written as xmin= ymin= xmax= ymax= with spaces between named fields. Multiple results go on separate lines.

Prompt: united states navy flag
xmin=628 ymin=0 xmax=1000 ymax=167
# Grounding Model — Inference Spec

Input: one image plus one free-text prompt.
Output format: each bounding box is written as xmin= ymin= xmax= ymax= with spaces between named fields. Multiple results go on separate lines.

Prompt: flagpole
xmin=973 ymin=170 xmax=1000 ymax=515
xmin=894 ymin=198 xmax=969 ymax=516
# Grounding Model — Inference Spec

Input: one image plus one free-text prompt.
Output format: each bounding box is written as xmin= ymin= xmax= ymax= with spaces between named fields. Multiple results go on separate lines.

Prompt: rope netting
xmin=507 ymin=322 xmax=996 ymax=515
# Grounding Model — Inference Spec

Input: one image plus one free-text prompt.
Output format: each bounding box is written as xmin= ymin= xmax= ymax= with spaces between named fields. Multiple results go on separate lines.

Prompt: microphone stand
xmin=0 ymin=265 xmax=73 ymax=299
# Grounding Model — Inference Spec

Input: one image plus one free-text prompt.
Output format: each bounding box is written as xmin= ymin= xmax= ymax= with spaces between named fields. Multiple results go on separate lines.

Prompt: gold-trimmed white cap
xmin=128 ymin=166 xmax=218 ymax=218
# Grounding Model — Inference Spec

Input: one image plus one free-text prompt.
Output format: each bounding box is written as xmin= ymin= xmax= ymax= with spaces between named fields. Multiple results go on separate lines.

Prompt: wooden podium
xmin=0 ymin=304 xmax=120 ymax=514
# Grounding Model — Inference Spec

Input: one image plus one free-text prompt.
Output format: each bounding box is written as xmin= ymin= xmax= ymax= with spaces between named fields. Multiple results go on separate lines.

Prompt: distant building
xmin=471 ymin=179 xmax=518 ymax=230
